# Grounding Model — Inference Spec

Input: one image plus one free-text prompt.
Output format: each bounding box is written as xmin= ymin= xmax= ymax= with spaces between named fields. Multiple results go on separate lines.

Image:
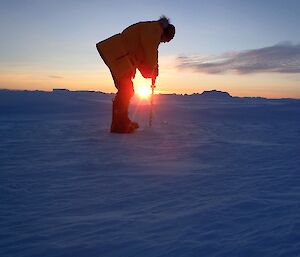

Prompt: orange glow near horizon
xmin=133 ymin=71 xmax=157 ymax=99
xmin=136 ymin=85 xmax=152 ymax=99
xmin=1 ymin=58 xmax=300 ymax=99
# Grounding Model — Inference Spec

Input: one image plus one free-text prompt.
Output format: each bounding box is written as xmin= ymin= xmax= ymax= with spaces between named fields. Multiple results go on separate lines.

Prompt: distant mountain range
xmin=52 ymin=88 xmax=232 ymax=98
xmin=50 ymin=88 xmax=289 ymax=102
xmin=196 ymin=90 xmax=232 ymax=98
xmin=1 ymin=88 xmax=298 ymax=100
xmin=0 ymin=88 xmax=299 ymax=115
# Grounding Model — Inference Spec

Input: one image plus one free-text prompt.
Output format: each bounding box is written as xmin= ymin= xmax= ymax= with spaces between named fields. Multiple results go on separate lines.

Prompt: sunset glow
xmin=1 ymin=1 xmax=300 ymax=98
xmin=136 ymin=85 xmax=152 ymax=99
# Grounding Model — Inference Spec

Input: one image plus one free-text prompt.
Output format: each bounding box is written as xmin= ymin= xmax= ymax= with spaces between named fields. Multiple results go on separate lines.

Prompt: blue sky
xmin=1 ymin=0 xmax=300 ymax=97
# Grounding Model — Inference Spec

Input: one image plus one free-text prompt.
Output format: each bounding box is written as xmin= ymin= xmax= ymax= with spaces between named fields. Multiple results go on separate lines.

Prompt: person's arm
xmin=139 ymin=24 xmax=161 ymax=79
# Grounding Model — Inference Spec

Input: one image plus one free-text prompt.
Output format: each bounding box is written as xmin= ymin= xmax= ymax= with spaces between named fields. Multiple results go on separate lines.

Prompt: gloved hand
xmin=138 ymin=64 xmax=158 ymax=80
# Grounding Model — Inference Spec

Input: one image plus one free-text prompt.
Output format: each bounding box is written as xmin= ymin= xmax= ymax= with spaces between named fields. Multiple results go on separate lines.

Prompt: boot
xmin=129 ymin=120 xmax=139 ymax=129
xmin=124 ymin=109 xmax=139 ymax=130
xmin=111 ymin=99 xmax=137 ymax=133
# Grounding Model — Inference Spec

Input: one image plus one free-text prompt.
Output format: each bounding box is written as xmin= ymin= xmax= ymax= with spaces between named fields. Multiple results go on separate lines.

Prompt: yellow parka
xmin=96 ymin=21 xmax=162 ymax=81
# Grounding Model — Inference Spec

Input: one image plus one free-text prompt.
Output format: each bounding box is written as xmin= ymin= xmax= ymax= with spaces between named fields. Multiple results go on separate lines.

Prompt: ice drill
xmin=149 ymin=78 xmax=156 ymax=127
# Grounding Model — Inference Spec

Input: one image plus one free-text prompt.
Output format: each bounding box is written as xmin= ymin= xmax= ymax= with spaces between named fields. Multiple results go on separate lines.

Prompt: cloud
xmin=49 ymin=75 xmax=63 ymax=79
xmin=178 ymin=43 xmax=300 ymax=74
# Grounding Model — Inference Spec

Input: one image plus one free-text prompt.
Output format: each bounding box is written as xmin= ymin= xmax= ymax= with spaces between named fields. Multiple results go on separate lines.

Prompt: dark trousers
xmin=112 ymin=73 xmax=134 ymax=114
xmin=110 ymin=73 xmax=135 ymax=132
xmin=97 ymin=46 xmax=136 ymax=132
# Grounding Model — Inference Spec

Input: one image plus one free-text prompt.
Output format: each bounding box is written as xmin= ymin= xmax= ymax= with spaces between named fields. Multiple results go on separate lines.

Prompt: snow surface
xmin=1 ymin=90 xmax=300 ymax=257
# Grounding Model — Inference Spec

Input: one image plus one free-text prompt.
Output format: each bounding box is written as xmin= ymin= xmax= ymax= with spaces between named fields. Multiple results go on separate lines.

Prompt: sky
xmin=0 ymin=0 xmax=300 ymax=98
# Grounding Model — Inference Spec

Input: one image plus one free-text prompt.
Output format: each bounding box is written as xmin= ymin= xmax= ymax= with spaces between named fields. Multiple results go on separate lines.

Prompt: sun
xmin=136 ymin=85 xmax=152 ymax=99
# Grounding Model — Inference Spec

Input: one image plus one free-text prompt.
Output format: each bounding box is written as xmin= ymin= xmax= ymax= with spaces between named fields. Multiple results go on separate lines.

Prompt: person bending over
xmin=96 ymin=16 xmax=175 ymax=133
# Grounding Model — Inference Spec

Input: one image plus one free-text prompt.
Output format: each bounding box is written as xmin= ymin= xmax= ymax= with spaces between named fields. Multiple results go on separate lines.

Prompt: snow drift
xmin=1 ymin=89 xmax=300 ymax=257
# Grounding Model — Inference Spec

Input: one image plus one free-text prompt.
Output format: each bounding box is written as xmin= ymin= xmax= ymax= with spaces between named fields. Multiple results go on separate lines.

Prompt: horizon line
xmin=1 ymin=88 xmax=299 ymax=100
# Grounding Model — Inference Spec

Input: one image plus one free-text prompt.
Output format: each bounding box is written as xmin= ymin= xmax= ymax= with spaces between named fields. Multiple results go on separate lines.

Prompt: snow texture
xmin=1 ymin=90 xmax=300 ymax=257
